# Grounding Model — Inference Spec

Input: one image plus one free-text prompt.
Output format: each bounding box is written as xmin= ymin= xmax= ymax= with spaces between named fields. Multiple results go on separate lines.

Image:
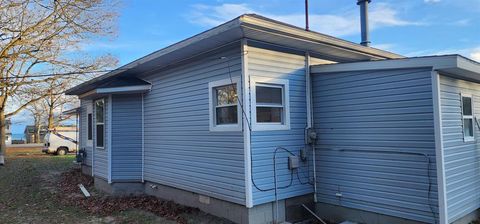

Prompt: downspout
xmin=305 ymin=52 xmax=318 ymax=203
xmin=242 ymin=38 xmax=253 ymax=208
xmin=108 ymin=95 xmax=112 ymax=184
xmin=141 ymin=93 xmax=145 ymax=183
xmin=91 ymin=102 xmax=95 ymax=177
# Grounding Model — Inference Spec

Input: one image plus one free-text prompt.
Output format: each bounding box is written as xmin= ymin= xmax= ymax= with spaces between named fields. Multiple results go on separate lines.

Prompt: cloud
xmin=187 ymin=3 xmax=422 ymax=37
xmin=424 ymin=0 xmax=441 ymax=3
xmin=449 ymin=19 xmax=470 ymax=26
xmin=470 ymin=47 xmax=480 ymax=61
xmin=408 ymin=46 xmax=480 ymax=62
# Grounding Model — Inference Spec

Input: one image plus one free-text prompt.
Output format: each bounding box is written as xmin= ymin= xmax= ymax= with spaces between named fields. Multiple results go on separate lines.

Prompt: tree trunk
xmin=48 ymin=106 xmax=54 ymax=129
xmin=35 ymin=124 xmax=42 ymax=143
xmin=0 ymin=109 xmax=6 ymax=165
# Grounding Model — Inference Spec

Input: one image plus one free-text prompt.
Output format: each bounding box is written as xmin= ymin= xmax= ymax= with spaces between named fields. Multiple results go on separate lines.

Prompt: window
xmin=462 ymin=94 xmax=474 ymax=142
xmin=209 ymin=78 xmax=241 ymax=131
xmin=252 ymin=78 xmax=290 ymax=131
xmin=87 ymin=113 xmax=93 ymax=140
xmin=95 ymin=99 xmax=105 ymax=148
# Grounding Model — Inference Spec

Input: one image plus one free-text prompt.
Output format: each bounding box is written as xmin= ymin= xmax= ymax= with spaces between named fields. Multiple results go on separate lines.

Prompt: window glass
xmin=216 ymin=106 xmax=238 ymax=124
xmin=96 ymin=124 xmax=104 ymax=147
xmin=214 ymin=84 xmax=238 ymax=125
xmin=256 ymin=86 xmax=282 ymax=105
xmin=463 ymin=97 xmax=472 ymax=115
xmin=95 ymin=99 xmax=105 ymax=148
xmin=255 ymin=85 xmax=284 ymax=124
xmin=462 ymin=96 xmax=474 ymax=140
xmin=216 ymin=84 xmax=237 ymax=106
xmin=95 ymin=100 xmax=104 ymax=123
xmin=256 ymin=107 xmax=282 ymax=123
xmin=87 ymin=113 xmax=93 ymax=140
xmin=464 ymin=118 xmax=473 ymax=137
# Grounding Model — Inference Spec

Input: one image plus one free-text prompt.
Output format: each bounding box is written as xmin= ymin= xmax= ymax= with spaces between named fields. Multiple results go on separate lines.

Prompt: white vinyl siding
xmin=141 ymin=44 xmax=245 ymax=204
xmin=440 ymin=75 xmax=480 ymax=223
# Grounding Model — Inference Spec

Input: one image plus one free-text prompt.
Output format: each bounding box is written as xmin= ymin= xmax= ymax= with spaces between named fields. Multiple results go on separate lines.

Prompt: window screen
xmin=87 ymin=113 xmax=93 ymax=140
xmin=95 ymin=99 xmax=105 ymax=148
xmin=462 ymin=96 xmax=474 ymax=141
xmin=255 ymin=84 xmax=284 ymax=124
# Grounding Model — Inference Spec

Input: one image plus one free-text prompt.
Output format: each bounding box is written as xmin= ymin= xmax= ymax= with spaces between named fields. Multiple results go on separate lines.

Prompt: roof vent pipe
xmin=305 ymin=0 xmax=309 ymax=31
xmin=357 ymin=0 xmax=371 ymax=47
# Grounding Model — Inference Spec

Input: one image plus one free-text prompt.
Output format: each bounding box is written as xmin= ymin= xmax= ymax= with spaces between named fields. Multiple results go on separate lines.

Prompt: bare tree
xmin=0 ymin=0 xmax=119 ymax=165
xmin=25 ymin=98 xmax=47 ymax=143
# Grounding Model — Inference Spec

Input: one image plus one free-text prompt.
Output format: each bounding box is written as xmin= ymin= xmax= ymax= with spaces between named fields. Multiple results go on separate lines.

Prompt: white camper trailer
xmin=42 ymin=126 xmax=78 ymax=155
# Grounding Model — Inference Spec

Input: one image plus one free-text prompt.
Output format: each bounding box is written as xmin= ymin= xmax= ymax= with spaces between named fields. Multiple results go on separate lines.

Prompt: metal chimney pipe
xmin=357 ymin=0 xmax=371 ymax=47
xmin=305 ymin=0 xmax=309 ymax=31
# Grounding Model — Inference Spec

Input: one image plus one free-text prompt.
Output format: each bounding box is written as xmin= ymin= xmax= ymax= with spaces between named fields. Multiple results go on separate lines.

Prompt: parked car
xmin=42 ymin=128 xmax=78 ymax=155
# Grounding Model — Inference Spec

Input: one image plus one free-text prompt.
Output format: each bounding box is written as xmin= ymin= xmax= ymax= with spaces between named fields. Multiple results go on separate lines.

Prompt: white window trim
xmin=461 ymin=93 xmax=475 ymax=142
xmin=95 ymin=98 xmax=105 ymax=149
xmin=86 ymin=103 xmax=93 ymax=147
xmin=251 ymin=77 xmax=290 ymax=131
xmin=208 ymin=77 xmax=242 ymax=132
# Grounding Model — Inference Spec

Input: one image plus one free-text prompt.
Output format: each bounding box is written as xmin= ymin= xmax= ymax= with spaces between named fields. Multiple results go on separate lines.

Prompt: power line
xmin=0 ymin=68 xmax=128 ymax=80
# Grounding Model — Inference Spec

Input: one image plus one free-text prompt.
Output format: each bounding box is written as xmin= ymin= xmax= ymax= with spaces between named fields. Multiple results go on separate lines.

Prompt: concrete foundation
xmin=144 ymin=181 xmax=314 ymax=224
xmin=316 ymin=202 xmax=425 ymax=224
xmin=91 ymin=176 xmax=313 ymax=223
xmin=94 ymin=177 xmax=144 ymax=196
xmin=451 ymin=208 xmax=480 ymax=224
xmin=81 ymin=165 xmax=92 ymax=176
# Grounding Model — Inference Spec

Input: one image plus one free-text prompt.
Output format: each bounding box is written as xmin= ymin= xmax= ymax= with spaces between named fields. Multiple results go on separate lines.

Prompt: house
xmin=24 ymin=125 xmax=48 ymax=143
xmin=66 ymin=13 xmax=480 ymax=224
xmin=5 ymin=119 xmax=11 ymax=145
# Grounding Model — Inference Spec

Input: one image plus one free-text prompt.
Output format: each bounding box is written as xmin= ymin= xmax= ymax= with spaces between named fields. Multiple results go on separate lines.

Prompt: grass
xmin=0 ymin=147 xmax=231 ymax=224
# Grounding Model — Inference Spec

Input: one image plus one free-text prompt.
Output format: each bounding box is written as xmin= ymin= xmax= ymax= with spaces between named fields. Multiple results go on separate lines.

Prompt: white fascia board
xmin=311 ymin=55 xmax=480 ymax=74
xmin=311 ymin=56 xmax=458 ymax=74
xmin=240 ymin=15 xmax=402 ymax=60
xmin=96 ymin=85 xmax=152 ymax=94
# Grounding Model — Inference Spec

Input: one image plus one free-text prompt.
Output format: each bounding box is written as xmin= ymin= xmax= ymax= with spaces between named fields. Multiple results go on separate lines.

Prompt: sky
xmin=10 ymin=0 xmax=480 ymax=136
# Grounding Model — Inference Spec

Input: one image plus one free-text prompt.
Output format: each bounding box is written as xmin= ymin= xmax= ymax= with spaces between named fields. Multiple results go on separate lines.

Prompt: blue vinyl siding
xmin=111 ymin=94 xmax=143 ymax=182
xmin=312 ymin=68 xmax=439 ymax=223
xmin=141 ymin=44 xmax=246 ymax=204
xmin=248 ymin=45 xmax=332 ymax=205
xmin=93 ymin=97 xmax=109 ymax=179
xmin=439 ymin=75 xmax=480 ymax=223
xmin=80 ymin=99 xmax=92 ymax=167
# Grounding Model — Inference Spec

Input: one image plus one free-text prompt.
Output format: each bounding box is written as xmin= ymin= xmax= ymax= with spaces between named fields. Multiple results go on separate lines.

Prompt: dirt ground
xmin=0 ymin=146 xmax=232 ymax=224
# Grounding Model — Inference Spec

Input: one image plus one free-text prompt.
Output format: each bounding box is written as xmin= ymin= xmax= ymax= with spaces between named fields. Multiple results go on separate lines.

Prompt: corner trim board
xmin=242 ymin=39 xmax=253 ymax=208
xmin=432 ymin=71 xmax=448 ymax=224
xmin=108 ymin=94 xmax=113 ymax=184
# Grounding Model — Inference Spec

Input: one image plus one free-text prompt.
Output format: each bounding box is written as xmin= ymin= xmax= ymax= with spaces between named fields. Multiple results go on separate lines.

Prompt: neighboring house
xmin=5 ymin=119 xmax=11 ymax=145
xmin=66 ymin=14 xmax=480 ymax=224
xmin=24 ymin=125 xmax=48 ymax=143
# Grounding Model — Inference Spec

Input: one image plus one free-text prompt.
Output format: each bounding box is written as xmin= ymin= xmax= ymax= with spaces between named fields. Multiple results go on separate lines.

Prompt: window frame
xmin=461 ymin=93 xmax=475 ymax=142
xmin=86 ymin=103 xmax=93 ymax=147
xmin=251 ymin=77 xmax=290 ymax=131
xmin=95 ymin=98 xmax=105 ymax=149
xmin=208 ymin=77 xmax=242 ymax=132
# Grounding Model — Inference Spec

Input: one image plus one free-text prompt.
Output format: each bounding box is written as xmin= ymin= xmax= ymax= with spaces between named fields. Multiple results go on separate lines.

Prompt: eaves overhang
xmin=66 ymin=14 xmax=403 ymax=96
